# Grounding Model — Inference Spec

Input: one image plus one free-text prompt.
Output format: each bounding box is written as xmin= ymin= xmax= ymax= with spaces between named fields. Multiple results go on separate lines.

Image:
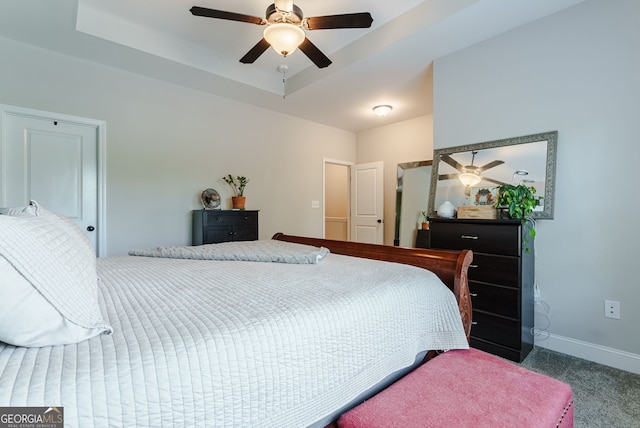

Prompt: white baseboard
xmin=535 ymin=333 xmax=640 ymax=375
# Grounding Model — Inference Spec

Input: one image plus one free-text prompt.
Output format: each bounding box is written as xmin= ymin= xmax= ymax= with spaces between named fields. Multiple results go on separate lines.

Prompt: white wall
xmin=434 ymin=0 xmax=640 ymax=370
xmin=0 ymin=37 xmax=356 ymax=256
xmin=357 ymin=115 xmax=433 ymax=245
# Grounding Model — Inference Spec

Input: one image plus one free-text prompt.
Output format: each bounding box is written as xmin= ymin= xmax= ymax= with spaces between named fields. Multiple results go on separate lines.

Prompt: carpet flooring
xmin=518 ymin=347 xmax=640 ymax=427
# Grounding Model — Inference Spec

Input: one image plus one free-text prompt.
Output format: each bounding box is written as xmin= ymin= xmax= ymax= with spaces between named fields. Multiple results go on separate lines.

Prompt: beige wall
xmin=0 ymin=37 xmax=356 ymax=255
xmin=325 ymin=163 xmax=349 ymax=218
xmin=356 ymin=115 xmax=433 ymax=245
xmin=324 ymin=163 xmax=349 ymax=241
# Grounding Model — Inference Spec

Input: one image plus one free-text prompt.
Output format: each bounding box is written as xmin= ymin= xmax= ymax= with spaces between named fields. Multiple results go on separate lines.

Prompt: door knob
xmin=87 ymin=226 xmax=95 ymax=232
xmin=377 ymin=219 xmax=382 ymax=224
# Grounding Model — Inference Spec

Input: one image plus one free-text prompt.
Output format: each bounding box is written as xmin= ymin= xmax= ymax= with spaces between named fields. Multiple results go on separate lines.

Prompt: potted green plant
xmin=420 ymin=211 xmax=429 ymax=230
xmin=223 ymin=174 xmax=250 ymax=209
xmin=494 ymin=184 xmax=542 ymax=251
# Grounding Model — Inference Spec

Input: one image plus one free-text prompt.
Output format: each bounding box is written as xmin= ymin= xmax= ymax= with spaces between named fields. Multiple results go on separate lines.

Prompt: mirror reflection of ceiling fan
xmin=439 ymin=151 xmax=506 ymax=187
xmin=190 ymin=0 xmax=373 ymax=68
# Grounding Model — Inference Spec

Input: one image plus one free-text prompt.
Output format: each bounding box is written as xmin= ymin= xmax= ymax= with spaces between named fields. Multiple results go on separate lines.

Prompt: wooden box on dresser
xmin=192 ymin=210 xmax=259 ymax=245
xmin=428 ymin=218 xmax=534 ymax=362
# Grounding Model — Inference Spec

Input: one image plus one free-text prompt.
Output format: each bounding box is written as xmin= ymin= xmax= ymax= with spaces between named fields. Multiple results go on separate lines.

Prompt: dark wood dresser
xmin=415 ymin=229 xmax=430 ymax=249
xmin=428 ymin=218 xmax=534 ymax=362
xmin=192 ymin=210 xmax=259 ymax=245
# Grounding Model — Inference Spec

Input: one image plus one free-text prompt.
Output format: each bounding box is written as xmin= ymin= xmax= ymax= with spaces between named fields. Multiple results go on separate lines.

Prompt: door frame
xmin=323 ymin=158 xmax=353 ymax=241
xmin=0 ymin=104 xmax=108 ymax=256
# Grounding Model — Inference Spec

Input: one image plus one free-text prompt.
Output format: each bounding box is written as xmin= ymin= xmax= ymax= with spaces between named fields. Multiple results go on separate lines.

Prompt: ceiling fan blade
xmin=439 ymin=173 xmax=460 ymax=181
xmin=190 ymin=6 xmax=266 ymax=25
xmin=240 ymin=38 xmax=271 ymax=64
xmin=483 ymin=177 xmax=507 ymax=186
xmin=477 ymin=160 xmax=505 ymax=173
xmin=298 ymin=38 xmax=332 ymax=68
xmin=305 ymin=13 xmax=373 ymax=30
xmin=440 ymin=155 xmax=464 ymax=172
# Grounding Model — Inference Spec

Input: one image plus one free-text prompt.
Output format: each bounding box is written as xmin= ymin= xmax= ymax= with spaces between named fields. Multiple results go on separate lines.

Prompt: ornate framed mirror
xmin=428 ymin=131 xmax=558 ymax=219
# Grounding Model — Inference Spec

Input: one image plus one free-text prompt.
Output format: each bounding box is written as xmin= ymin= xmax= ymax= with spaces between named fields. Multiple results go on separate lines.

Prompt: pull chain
xmin=278 ymin=61 xmax=289 ymax=100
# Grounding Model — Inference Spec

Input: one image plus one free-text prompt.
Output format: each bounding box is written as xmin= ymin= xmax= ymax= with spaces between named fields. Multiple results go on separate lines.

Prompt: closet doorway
xmin=323 ymin=159 xmax=351 ymax=241
xmin=323 ymin=158 xmax=384 ymax=244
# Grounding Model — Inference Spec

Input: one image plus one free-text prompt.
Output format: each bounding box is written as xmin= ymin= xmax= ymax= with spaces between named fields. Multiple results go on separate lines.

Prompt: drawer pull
xmin=469 ymin=264 xmax=478 ymax=268
xmin=461 ymin=235 xmax=479 ymax=240
xmin=471 ymin=321 xmax=478 ymax=325
xmin=470 ymin=293 xmax=478 ymax=297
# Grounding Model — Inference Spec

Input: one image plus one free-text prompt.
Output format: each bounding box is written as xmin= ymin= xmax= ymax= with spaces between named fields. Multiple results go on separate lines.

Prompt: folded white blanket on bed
xmin=128 ymin=239 xmax=330 ymax=264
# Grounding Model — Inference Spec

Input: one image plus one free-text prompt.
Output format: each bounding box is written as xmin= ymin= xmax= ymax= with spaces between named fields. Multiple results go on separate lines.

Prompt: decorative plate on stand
xmin=201 ymin=188 xmax=221 ymax=210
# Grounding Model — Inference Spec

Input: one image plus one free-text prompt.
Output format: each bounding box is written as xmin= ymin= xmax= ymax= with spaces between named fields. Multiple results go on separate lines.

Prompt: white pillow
xmin=0 ymin=211 xmax=112 ymax=347
xmin=5 ymin=200 xmax=95 ymax=258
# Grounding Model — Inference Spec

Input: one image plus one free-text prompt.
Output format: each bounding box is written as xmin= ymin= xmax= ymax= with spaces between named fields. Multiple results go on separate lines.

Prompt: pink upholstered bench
xmin=337 ymin=348 xmax=573 ymax=428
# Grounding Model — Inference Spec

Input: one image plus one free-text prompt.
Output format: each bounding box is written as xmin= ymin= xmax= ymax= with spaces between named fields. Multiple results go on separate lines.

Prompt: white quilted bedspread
xmin=0 ymin=253 xmax=468 ymax=427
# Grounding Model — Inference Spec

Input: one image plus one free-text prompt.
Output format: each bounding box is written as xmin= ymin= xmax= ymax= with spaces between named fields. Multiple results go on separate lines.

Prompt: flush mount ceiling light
xmin=373 ymin=105 xmax=392 ymax=117
xmin=511 ymin=169 xmax=529 ymax=184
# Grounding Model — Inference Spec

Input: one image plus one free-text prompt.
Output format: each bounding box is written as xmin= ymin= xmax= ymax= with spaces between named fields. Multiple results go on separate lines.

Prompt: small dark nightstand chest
xmin=429 ymin=218 xmax=534 ymax=362
xmin=192 ymin=210 xmax=259 ymax=245
xmin=415 ymin=229 xmax=430 ymax=249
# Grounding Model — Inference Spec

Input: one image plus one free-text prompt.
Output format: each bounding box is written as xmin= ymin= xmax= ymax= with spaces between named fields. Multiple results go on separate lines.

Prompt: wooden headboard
xmin=272 ymin=233 xmax=473 ymax=341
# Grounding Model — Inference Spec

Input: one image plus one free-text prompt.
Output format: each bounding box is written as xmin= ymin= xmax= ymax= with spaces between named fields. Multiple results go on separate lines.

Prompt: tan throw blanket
xmin=128 ymin=239 xmax=330 ymax=264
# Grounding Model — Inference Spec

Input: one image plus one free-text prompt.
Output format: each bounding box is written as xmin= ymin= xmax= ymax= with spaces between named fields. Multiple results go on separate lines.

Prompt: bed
xmin=0 ymin=204 xmax=472 ymax=428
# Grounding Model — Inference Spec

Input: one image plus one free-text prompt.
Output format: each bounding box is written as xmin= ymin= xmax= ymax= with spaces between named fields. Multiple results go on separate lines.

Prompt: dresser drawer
xmin=471 ymin=311 xmax=520 ymax=349
xmin=204 ymin=227 xmax=234 ymax=244
xmin=469 ymin=253 xmax=519 ymax=288
xmin=430 ymin=222 xmax=521 ymax=256
xmin=469 ymin=283 xmax=519 ymax=319
xmin=202 ymin=211 xmax=258 ymax=226
xmin=230 ymin=225 xmax=258 ymax=241
xmin=204 ymin=225 xmax=258 ymax=243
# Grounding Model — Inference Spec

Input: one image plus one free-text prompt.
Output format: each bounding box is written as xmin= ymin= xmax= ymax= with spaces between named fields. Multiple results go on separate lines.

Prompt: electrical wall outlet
xmin=604 ymin=300 xmax=620 ymax=319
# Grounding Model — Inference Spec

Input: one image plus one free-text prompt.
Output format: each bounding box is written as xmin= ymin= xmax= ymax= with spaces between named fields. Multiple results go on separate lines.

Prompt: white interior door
xmin=1 ymin=111 xmax=100 ymax=252
xmin=350 ymin=161 xmax=384 ymax=244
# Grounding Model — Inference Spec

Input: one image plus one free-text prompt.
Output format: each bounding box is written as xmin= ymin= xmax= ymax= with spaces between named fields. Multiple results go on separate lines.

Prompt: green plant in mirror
xmin=420 ymin=211 xmax=429 ymax=222
xmin=223 ymin=175 xmax=250 ymax=196
xmin=495 ymin=184 xmax=542 ymax=251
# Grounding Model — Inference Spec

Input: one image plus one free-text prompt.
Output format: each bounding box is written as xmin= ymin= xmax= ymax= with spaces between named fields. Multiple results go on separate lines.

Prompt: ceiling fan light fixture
xmin=459 ymin=171 xmax=482 ymax=187
xmin=264 ymin=23 xmax=305 ymax=56
xmin=373 ymin=105 xmax=392 ymax=117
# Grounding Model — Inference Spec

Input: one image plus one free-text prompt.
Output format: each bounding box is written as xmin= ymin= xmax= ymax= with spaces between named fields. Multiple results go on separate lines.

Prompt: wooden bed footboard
xmin=272 ymin=233 xmax=473 ymax=341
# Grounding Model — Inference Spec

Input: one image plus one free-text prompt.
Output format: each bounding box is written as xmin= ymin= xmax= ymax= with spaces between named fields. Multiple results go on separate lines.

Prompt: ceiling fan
xmin=190 ymin=0 xmax=373 ymax=68
xmin=439 ymin=151 xmax=506 ymax=187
